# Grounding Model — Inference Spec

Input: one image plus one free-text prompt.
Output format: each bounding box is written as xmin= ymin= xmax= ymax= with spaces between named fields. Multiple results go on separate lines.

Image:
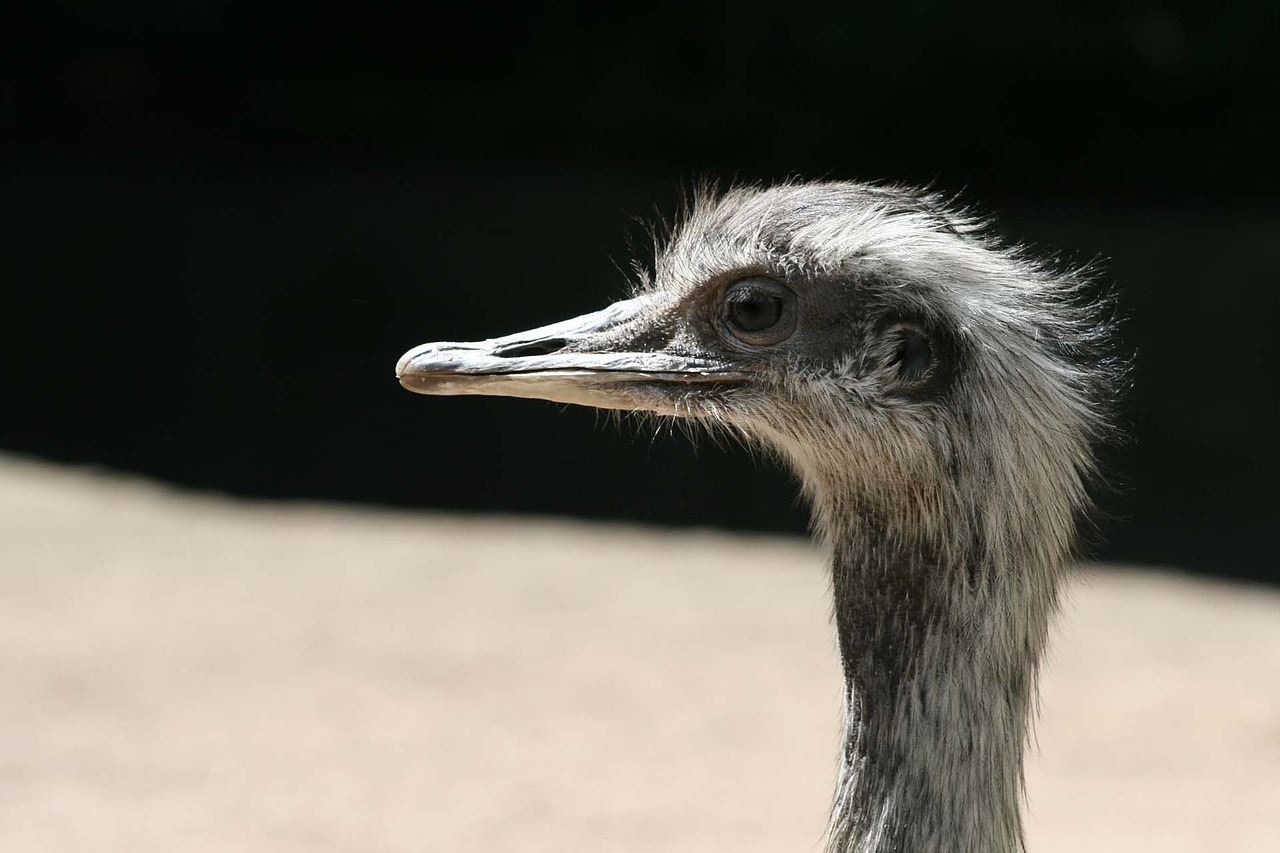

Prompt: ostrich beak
xmin=396 ymin=295 xmax=748 ymax=413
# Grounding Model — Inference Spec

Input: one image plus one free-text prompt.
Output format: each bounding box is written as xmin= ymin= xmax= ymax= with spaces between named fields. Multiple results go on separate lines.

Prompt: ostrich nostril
xmin=495 ymin=338 xmax=568 ymax=358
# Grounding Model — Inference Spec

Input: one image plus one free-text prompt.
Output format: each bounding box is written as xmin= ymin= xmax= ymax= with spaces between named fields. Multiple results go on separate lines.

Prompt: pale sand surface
xmin=1 ymin=454 xmax=1277 ymax=852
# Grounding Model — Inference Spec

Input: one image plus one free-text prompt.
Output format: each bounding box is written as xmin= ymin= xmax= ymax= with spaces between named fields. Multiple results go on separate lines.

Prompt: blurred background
xmin=0 ymin=0 xmax=1274 ymax=581
xmin=2 ymin=1 xmax=1278 ymax=582
xmin=3 ymin=5 xmax=1280 ymax=853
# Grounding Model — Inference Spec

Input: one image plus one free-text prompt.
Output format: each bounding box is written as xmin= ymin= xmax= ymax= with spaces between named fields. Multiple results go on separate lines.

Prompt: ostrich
xmin=395 ymin=181 xmax=1117 ymax=853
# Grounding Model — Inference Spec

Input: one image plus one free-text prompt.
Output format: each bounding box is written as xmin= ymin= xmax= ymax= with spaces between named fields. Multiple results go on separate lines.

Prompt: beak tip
xmin=396 ymin=343 xmax=467 ymax=395
xmin=396 ymin=343 xmax=436 ymax=382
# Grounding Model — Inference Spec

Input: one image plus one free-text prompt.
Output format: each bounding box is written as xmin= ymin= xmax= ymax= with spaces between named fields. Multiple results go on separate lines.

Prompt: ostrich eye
xmin=889 ymin=325 xmax=933 ymax=382
xmin=720 ymin=277 xmax=797 ymax=346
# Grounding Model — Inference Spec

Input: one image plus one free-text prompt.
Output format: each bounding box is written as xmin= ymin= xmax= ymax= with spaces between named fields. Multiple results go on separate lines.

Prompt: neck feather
xmin=754 ymin=350 xmax=1098 ymax=852
xmin=810 ymin=475 xmax=1071 ymax=853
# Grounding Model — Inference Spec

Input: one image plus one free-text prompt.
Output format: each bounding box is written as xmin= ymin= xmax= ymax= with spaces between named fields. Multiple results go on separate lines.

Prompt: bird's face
xmin=397 ymin=184 xmax=971 ymax=465
xmin=396 ymin=266 xmax=954 ymax=442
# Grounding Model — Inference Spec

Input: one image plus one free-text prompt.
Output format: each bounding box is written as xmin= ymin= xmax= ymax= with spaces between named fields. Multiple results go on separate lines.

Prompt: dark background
xmin=2 ymin=3 xmax=1277 ymax=582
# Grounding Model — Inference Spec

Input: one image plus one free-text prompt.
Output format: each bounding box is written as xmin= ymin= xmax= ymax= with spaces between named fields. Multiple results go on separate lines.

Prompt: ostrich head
xmin=397 ymin=181 xmax=1117 ymax=853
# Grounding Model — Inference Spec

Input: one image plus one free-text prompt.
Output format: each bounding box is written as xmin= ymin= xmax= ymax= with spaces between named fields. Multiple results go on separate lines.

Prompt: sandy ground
xmin=0 ymin=454 xmax=1277 ymax=853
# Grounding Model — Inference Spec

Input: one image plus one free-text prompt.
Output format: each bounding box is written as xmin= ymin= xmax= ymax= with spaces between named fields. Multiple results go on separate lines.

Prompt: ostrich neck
xmin=819 ymin=499 xmax=1063 ymax=853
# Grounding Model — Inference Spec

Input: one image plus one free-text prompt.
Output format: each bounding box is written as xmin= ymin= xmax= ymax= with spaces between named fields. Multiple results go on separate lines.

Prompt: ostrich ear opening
xmin=888 ymin=324 xmax=933 ymax=382
xmin=396 ymin=295 xmax=750 ymax=413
